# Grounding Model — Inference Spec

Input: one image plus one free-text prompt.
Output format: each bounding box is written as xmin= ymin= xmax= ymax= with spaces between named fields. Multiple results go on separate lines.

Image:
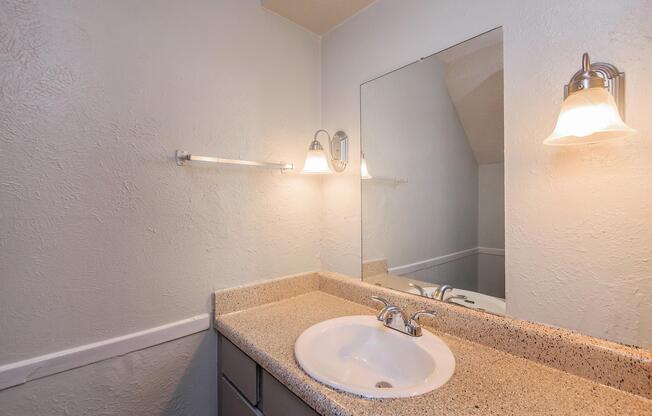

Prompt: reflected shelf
xmin=362 ymin=177 xmax=408 ymax=185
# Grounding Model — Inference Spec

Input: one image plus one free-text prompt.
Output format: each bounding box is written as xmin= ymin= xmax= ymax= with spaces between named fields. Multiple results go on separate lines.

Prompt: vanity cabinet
xmin=218 ymin=333 xmax=320 ymax=416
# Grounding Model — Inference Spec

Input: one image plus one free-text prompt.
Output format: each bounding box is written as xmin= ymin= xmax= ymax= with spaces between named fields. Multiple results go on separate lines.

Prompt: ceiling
xmin=261 ymin=0 xmax=377 ymax=35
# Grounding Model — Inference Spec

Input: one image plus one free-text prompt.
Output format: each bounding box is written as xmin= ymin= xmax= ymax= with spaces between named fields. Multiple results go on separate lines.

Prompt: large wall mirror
xmin=361 ymin=27 xmax=505 ymax=315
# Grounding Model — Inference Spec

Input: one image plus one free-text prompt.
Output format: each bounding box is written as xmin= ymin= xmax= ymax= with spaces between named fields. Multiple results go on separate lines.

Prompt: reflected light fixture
xmin=361 ymin=152 xmax=372 ymax=179
xmin=301 ymin=129 xmax=348 ymax=174
xmin=544 ymin=52 xmax=636 ymax=146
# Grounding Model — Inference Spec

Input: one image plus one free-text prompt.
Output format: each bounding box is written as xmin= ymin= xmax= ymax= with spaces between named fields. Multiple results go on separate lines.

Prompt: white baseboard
xmin=478 ymin=246 xmax=505 ymax=256
xmin=388 ymin=246 xmax=504 ymax=276
xmin=388 ymin=247 xmax=478 ymax=275
xmin=0 ymin=314 xmax=211 ymax=391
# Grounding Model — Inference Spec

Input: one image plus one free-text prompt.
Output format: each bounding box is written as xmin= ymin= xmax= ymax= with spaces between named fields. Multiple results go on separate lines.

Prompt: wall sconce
xmin=301 ymin=129 xmax=348 ymax=174
xmin=544 ymin=52 xmax=636 ymax=146
xmin=361 ymin=152 xmax=372 ymax=179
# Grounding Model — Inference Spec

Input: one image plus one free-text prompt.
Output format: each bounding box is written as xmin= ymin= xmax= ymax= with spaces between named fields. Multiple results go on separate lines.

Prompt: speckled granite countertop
xmin=214 ymin=273 xmax=652 ymax=416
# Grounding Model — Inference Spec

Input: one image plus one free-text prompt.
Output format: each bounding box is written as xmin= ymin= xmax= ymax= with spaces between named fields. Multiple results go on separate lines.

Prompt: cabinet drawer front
xmin=221 ymin=376 xmax=261 ymax=416
xmin=260 ymin=370 xmax=319 ymax=416
xmin=221 ymin=336 xmax=259 ymax=405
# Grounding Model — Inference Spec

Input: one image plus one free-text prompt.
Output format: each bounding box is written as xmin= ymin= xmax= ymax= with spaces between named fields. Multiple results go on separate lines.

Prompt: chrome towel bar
xmin=175 ymin=150 xmax=293 ymax=171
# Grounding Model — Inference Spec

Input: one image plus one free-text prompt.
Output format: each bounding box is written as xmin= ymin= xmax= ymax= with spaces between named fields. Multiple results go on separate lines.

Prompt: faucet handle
xmin=370 ymin=296 xmax=391 ymax=321
xmin=371 ymin=296 xmax=391 ymax=308
xmin=445 ymin=294 xmax=467 ymax=303
xmin=410 ymin=310 xmax=437 ymax=323
xmin=403 ymin=310 xmax=438 ymax=337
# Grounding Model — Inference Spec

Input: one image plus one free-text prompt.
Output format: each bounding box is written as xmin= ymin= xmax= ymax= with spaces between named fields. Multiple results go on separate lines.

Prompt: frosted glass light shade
xmin=544 ymin=87 xmax=637 ymax=146
xmin=361 ymin=154 xmax=372 ymax=179
xmin=302 ymin=149 xmax=332 ymax=174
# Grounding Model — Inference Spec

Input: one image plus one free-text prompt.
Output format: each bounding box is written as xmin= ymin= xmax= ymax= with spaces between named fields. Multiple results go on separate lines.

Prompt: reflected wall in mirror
xmin=361 ymin=28 xmax=505 ymax=316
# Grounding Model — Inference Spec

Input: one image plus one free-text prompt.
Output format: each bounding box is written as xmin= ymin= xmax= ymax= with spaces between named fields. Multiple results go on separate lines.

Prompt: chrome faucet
xmin=432 ymin=284 xmax=453 ymax=301
xmin=372 ymin=296 xmax=408 ymax=325
xmin=408 ymin=283 xmax=427 ymax=297
xmin=371 ymin=296 xmax=437 ymax=337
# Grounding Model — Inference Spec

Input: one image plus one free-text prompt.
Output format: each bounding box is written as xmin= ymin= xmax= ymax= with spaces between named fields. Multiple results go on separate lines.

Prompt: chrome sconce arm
xmin=565 ymin=52 xmax=625 ymax=117
xmin=302 ymin=129 xmax=348 ymax=173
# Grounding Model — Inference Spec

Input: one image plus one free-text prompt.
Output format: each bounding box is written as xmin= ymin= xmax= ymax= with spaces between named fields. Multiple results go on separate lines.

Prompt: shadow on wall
xmin=164 ymin=331 xmax=217 ymax=416
xmin=0 ymin=331 xmax=217 ymax=416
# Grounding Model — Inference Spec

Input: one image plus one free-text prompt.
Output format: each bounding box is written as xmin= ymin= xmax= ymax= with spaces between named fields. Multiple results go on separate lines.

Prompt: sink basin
xmin=294 ymin=315 xmax=455 ymax=398
xmin=406 ymin=286 xmax=506 ymax=315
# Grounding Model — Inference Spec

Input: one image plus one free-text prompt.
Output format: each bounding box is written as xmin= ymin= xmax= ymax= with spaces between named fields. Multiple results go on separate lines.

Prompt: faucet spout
xmin=370 ymin=296 xmax=434 ymax=337
xmin=433 ymin=285 xmax=453 ymax=301
xmin=378 ymin=305 xmax=408 ymax=325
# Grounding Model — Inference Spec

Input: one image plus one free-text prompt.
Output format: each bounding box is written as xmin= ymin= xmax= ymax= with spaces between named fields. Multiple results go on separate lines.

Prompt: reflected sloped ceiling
xmin=438 ymin=33 xmax=504 ymax=165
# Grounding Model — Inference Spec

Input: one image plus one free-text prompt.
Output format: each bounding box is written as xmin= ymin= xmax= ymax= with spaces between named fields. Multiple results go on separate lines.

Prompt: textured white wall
xmin=0 ymin=0 xmax=321 ymax=412
xmin=361 ymin=55 xmax=478 ymax=267
xmin=322 ymin=0 xmax=652 ymax=347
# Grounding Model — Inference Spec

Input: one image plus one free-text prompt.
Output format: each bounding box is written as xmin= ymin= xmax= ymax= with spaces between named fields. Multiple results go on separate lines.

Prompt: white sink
xmin=406 ymin=287 xmax=506 ymax=315
xmin=294 ymin=315 xmax=455 ymax=398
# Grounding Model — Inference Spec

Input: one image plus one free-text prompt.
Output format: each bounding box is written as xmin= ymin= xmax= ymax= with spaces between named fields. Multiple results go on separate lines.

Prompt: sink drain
xmin=375 ymin=381 xmax=393 ymax=389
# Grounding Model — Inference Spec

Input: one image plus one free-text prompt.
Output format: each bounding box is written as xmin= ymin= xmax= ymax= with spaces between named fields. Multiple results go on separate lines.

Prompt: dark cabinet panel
xmin=217 ymin=332 xmax=320 ymax=416
xmin=220 ymin=336 xmax=259 ymax=405
xmin=260 ymin=369 xmax=319 ymax=416
xmin=220 ymin=376 xmax=261 ymax=416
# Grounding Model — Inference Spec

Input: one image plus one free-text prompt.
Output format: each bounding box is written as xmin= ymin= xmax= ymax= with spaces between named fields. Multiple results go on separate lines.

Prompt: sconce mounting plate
xmin=564 ymin=55 xmax=626 ymax=119
xmin=176 ymin=150 xmax=190 ymax=166
xmin=330 ymin=130 xmax=349 ymax=172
